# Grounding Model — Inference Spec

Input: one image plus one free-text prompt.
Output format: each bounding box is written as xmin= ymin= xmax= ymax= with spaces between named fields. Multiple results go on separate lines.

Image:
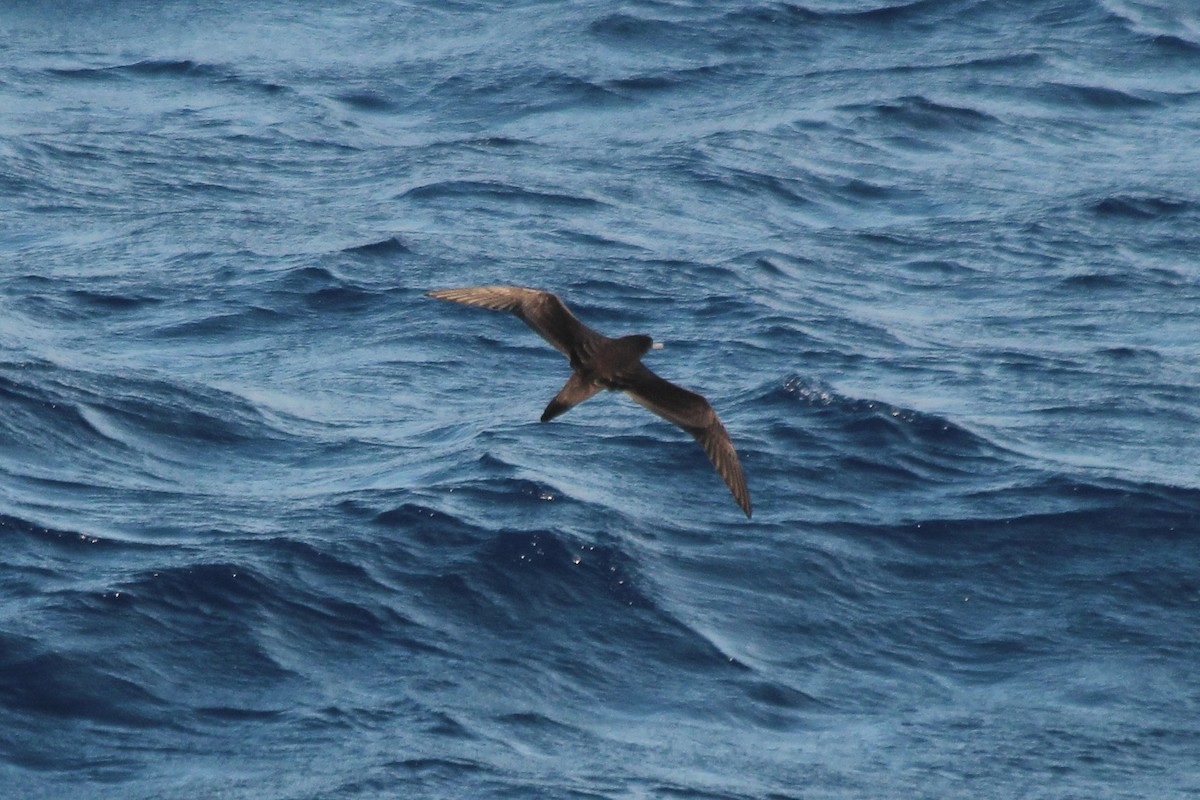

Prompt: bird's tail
xmin=541 ymin=372 xmax=602 ymax=422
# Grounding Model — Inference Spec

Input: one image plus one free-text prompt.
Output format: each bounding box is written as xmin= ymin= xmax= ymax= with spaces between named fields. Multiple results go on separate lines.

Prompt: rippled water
xmin=3 ymin=1 xmax=1199 ymax=797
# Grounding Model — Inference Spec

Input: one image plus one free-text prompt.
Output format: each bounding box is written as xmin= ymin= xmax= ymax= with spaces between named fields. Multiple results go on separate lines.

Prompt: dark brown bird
xmin=426 ymin=286 xmax=751 ymax=517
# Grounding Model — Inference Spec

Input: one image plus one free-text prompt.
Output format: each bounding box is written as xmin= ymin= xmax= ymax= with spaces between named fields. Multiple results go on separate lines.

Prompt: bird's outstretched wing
xmin=426 ymin=286 xmax=604 ymax=364
xmin=622 ymin=364 xmax=752 ymax=518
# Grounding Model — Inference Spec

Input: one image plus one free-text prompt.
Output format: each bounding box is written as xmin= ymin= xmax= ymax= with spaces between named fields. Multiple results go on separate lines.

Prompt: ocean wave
xmin=779 ymin=376 xmax=1004 ymax=460
xmin=0 ymin=632 xmax=168 ymax=729
xmin=46 ymin=58 xmax=286 ymax=94
xmin=66 ymin=289 xmax=163 ymax=313
xmin=47 ymin=59 xmax=221 ymax=81
xmin=0 ymin=360 xmax=304 ymax=484
xmin=1101 ymin=0 xmax=1200 ymax=54
xmin=588 ymin=12 xmax=702 ymax=46
xmin=430 ymin=68 xmax=624 ymax=115
xmin=707 ymin=0 xmax=962 ymax=42
xmin=1152 ymin=33 xmax=1200 ymax=55
xmin=1035 ymin=81 xmax=1161 ymax=110
xmin=602 ymin=64 xmax=730 ymax=96
xmin=333 ymin=89 xmax=399 ymax=112
xmin=351 ymin=495 xmax=761 ymax=673
xmin=341 ymin=236 xmax=412 ymax=256
xmin=263 ymin=265 xmax=386 ymax=313
xmin=1 ymin=512 xmax=109 ymax=553
xmin=1091 ymin=194 xmax=1196 ymax=219
xmin=400 ymin=179 xmax=607 ymax=210
xmin=151 ymin=306 xmax=292 ymax=338
xmin=831 ymin=474 xmax=1200 ymax=552
xmin=842 ymin=94 xmax=1000 ymax=134
xmin=837 ymin=0 xmax=953 ymax=24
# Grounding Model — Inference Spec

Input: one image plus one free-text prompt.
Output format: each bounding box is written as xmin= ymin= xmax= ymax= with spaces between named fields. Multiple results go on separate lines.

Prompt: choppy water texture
xmin=3 ymin=0 xmax=1200 ymax=797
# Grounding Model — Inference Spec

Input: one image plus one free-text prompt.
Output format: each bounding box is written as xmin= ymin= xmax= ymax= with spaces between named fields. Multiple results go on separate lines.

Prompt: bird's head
xmin=619 ymin=335 xmax=662 ymax=356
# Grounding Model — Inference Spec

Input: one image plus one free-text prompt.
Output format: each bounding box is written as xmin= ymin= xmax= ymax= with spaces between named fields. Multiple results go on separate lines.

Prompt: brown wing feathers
xmin=621 ymin=365 xmax=752 ymax=518
xmin=425 ymin=286 xmax=601 ymax=362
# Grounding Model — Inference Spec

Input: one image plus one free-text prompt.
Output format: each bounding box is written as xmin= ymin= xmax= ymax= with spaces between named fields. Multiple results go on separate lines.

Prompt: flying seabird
xmin=426 ymin=286 xmax=751 ymax=517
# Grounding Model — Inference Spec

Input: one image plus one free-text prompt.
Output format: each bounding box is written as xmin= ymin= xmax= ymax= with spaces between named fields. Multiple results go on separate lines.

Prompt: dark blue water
xmin=3 ymin=0 xmax=1199 ymax=797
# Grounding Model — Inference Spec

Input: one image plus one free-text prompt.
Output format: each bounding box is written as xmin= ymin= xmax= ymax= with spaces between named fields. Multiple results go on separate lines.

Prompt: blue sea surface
xmin=2 ymin=0 xmax=1199 ymax=797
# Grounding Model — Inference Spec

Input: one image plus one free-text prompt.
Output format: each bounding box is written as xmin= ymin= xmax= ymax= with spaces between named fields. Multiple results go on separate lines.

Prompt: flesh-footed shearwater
xmin=426 ymin=286 xmax=751 ymax=518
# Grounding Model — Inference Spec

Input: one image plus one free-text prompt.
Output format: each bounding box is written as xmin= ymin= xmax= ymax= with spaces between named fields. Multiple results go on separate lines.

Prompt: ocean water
xmin=2 ymin=0 xmax=1199 ymax=797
